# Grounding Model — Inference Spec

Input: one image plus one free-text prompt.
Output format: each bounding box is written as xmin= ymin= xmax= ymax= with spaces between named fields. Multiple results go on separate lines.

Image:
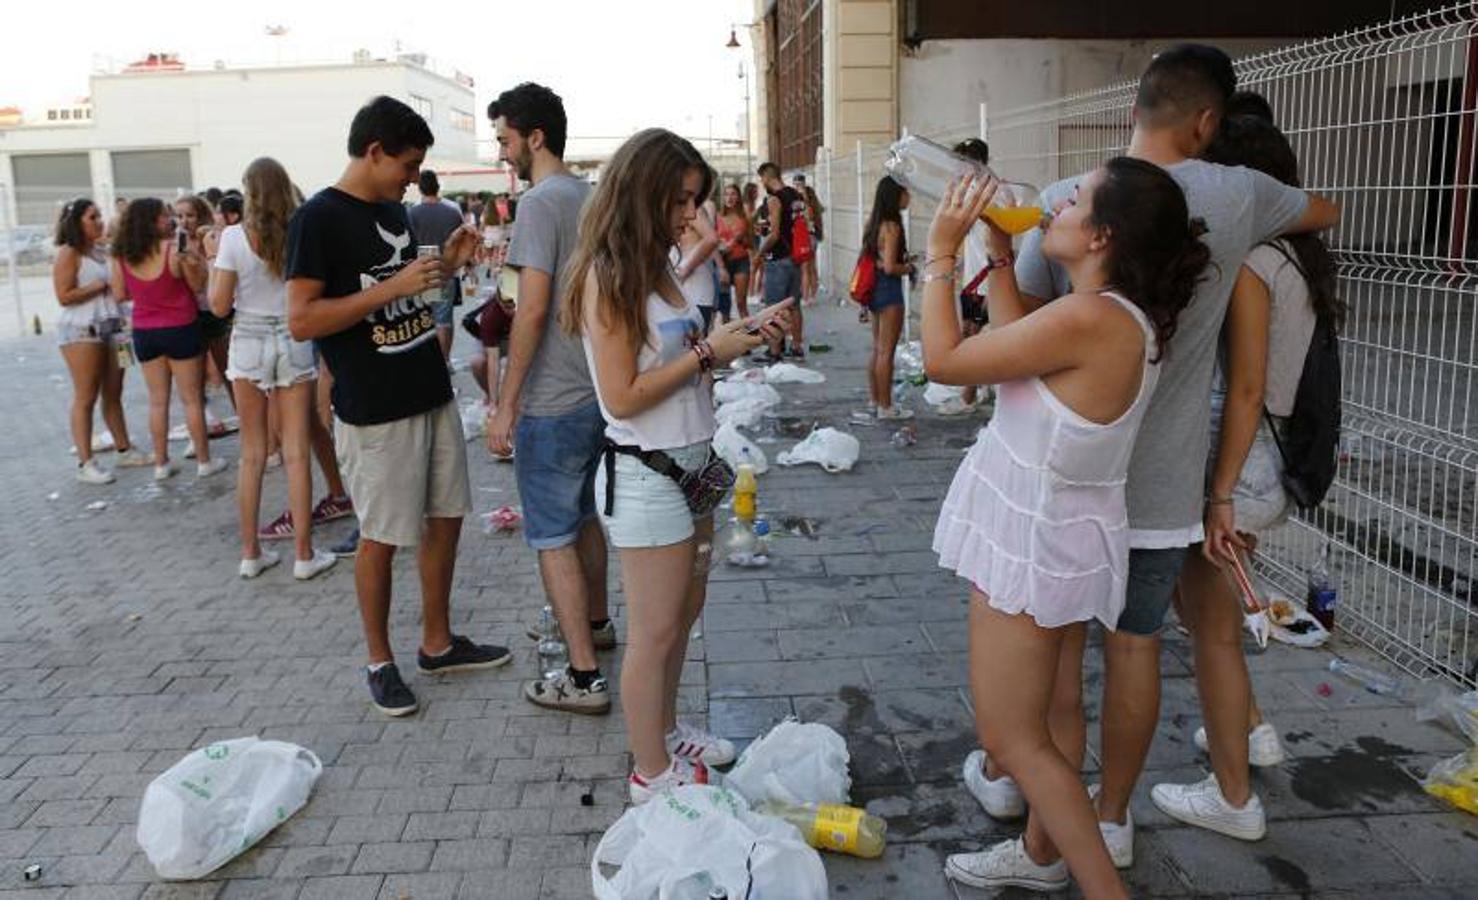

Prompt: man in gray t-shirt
xmin=948 ymin=46 xmax=1337 ymax=890
xmin=485 ymin=82 xmax=614 ymax=717
xmin=408 ymin=170 xmax=469 ymax=360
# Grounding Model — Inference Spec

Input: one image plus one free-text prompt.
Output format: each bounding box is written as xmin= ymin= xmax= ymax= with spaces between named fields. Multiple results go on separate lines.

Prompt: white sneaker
xmin=1194 ymin=722 xmax=1286 ymax=767
xmin=239 ymin=550 xmax=281 ymax=579
xmin=850 ymin=407 xmax=877 ymax=425
xmin=75 ymin=459 xmax=115 ymax=485
xmin=629 ymin=756 xmax=715 ymax=806
xmin=1151 ymin=774 xmax=1267 ymax=841
xmin=184 ymin=439 xmax=197 ymax=460
xmin=667 ymin=722 xmax=736 ymax=767
xmin=876 ymin=405 xmax=915 ymax=421
xmin=1088 ymin=784 xmax=1135 ymax=869
xmin=961 ymin=750 xmax=1025 ymax=819
xmin=293 ymin=549 xmax=337 ymax=581
xmin=153 ymin=461 xmax=179 ymax=482
xmin=933 ymin=395 xmax=979 ymax=416
xmin=114 ymin=448 xmax=152 ymax=468
xmin=944 ymin=837 xmax=1069 ymax=892
xmin=197 ymin=458 xmax=230 ymax=478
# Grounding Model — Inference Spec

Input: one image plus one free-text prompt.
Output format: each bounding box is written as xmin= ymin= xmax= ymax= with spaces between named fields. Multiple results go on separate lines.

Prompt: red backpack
xmin=791 ymin=213 xmax=815 ymax=263
xmin=849 ymin=250 xmax=877 ymax=305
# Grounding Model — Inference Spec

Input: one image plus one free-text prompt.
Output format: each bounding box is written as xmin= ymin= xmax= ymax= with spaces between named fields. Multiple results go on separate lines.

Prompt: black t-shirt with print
xmin=286 ymin=187 xmax=451 ymax=426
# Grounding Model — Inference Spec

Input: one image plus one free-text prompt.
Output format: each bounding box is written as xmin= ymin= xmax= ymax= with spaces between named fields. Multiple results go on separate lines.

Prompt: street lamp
xmin=727 ymin=25 xmax=753 ymax=178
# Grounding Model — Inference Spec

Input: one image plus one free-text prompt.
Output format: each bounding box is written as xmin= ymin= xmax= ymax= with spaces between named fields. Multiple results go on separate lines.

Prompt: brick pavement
xmin=0 ymin=299 xmax=1474 ymax=899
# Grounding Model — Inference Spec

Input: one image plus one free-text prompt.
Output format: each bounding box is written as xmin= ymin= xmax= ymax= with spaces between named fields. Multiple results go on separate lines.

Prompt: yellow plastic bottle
xmin=758 ymin=801 xmax=887 ymax=859
xmin=733 ymin=461 xmax=757 ymax=522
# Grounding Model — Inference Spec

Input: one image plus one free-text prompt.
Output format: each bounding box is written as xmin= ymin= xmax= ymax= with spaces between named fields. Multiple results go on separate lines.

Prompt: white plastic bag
xmin=923 ymin=382 xmax=961 ymax=407
xmin=714 ymin=397 xmax=773 ymax=430
xmin=776 ymin=428 xmax=861 ymax=473
xmin=592 ymin=784 xmax=826 ymax=900
xmin=714 ymin=380 xmax=782 ymax=407
xmin=764 ymin=363 xmax=826 ymax=384
xmin=137 ymin=738 xmax=322 ymax=879
xmin=713 ymin=423 xmax=769 ymax=475
xmin=728 ymin=367 xmax=768 ymax=384
xmin=460 ymin=399 xmax=489 ymax=441
xmin=726 ymin=719 xmax=852 ymax=807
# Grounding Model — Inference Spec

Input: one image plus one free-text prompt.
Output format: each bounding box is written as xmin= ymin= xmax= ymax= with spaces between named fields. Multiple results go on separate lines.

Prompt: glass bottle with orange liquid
xmin=882 ymin=134 xmax=1047 ymax=235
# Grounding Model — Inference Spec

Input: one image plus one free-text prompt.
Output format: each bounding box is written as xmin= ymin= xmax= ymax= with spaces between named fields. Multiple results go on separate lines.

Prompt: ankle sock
xmin=367 ymin=661 xmax=393 ymax=674
xmin=569 ymin=666 xmax=601 ymax=689
xmin=589 ymin=618 xmax=611 ymax=631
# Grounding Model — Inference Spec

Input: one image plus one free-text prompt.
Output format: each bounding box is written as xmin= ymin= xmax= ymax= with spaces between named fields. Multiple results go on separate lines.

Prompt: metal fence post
xmin=1 ymin=183 xmax=21 ymax=337
xmin=899 ymin=126 xmax=911 ymax=343
xmin=824 ymin=146 xmax=835 ymax=300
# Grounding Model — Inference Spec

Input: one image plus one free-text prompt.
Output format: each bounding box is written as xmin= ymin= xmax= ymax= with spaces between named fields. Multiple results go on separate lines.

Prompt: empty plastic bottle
xmin=1328 ymin=658 xmax=1406 ymax=697
xmin=535 ymin=606 xmax=568 ymax=680
xmin=756 ymin=800 xmax=887 ymax=858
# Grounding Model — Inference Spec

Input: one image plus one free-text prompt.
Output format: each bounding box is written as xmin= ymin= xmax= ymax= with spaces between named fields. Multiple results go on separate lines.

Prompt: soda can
xmin=416 ymin=245 xmax=442 ymax=304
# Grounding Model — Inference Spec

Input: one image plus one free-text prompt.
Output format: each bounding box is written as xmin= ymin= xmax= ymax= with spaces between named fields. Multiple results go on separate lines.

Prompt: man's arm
xmin=485 ymin=264 xmax=550 ymax=456
xmin=755 ymin=195 xmax=782 ymax=259
xmin=1287 ymin=194 xmax=1339 ymax=235
xmin=287 ymin=259 xmax=436 ymax=341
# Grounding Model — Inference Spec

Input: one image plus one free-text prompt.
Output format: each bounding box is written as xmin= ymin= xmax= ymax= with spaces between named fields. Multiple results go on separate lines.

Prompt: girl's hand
xmin=927 ymin=174 xmax=997 ymax=260
xmin=1202 ymin=501 xmax=1249 ymax=565
xmin=985 ymin=217 xmax=1014 ymax=258
xmin=706 ymin=318 xmax=767 ymax=365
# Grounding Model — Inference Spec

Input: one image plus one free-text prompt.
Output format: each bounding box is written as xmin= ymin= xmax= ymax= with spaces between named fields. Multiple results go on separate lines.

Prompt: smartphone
xmin=745 ymin=296 xmax=796 ymax=334
xmin=176 ymin=230 xmax=189 ymax=254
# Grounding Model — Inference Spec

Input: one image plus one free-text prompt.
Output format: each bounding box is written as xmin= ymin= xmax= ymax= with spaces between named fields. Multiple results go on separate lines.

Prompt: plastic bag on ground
xmin=1423 ymin=747 xmax=1478 ymax=815
xmin=137 ymin=737 xmax=322 ymax=879
xmin=714 ymin=380 xmax=782 ymax=407
xmin=713 ymin=423 xmax=769 ymax=475
xmin=591 ymin=784 xmax=827 ymax=900
xmin=923 ymin=381 xmax=961 ymax=407
xmin=1416 ymin=687 xmax=1478 ymax=743
xmin=776 ymin=427 xmax=861 ymax=473
xmin=726 ymin=719 xmax=852 ymax=807
xmin=714 ymin=397 xmax=773 ymax=430
xmin=1265 ymin=593 xmax=1330 ymax=648
xmin=460 ymin=399 xmax=489 ymax=441
xmin=764 ymin=362 xmax=826 ymax=384
xmin=727 ymin=367 xmax=768 ymax=384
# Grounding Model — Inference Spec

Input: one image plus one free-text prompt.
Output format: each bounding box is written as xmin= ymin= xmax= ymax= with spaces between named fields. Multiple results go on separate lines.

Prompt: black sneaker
xmin=330 ymin=527 xmax=360 ymax=557
xmin=417 ymin=634 xmax=513 ymax=675
xmin=367 ymin=663 xmax=418 ymax=717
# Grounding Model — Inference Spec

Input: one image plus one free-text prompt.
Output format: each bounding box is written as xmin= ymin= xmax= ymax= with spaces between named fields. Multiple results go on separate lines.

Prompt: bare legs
xmin=1179 ymin=552 xmax=1254 ymax=805
xmin=537 ymin=519 xmax=610 ymax=671
xmin=870 ymin=303 xmax=903 ymax=410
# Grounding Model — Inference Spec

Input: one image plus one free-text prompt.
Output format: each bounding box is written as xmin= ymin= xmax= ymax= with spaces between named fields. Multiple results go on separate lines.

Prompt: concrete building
xmin=0 ymin=56 xmax=480 ymax=227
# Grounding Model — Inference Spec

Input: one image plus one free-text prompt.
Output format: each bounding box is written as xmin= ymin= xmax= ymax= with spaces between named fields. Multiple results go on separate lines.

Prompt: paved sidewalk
xmin=0 ymin=298 xmax=1473 ymax=899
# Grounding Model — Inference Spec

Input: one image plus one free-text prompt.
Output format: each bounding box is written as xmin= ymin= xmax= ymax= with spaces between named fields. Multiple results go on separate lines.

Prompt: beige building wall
xmin=827 ymin=0 xmax=899 ymax=154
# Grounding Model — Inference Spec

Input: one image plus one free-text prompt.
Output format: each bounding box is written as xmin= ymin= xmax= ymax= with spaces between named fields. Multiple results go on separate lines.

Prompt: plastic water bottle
xmin=1306 ymin=543 xmax=1338 ymax=630
xmin=733 ymin=453 xmax=758 ymax=522
xmin=757 ymin=800 xmax=887 ymax=858
xmin=1328 ymin=658 xmax=1406 ymax=697
xmin=535 ymin=606 xmax=568 ymax=680
xmin=752 ymin=518 xmax=771 ymax=558
xmin=882 ymin=134 xmax=1045 ymax=234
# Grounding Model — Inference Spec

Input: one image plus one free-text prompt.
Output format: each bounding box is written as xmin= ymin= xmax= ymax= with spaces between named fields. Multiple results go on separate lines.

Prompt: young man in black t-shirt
xmin=753 ymin=161 xmax=807 ymax=359
xmin=286 ymin=95 xmax=511 ymax=716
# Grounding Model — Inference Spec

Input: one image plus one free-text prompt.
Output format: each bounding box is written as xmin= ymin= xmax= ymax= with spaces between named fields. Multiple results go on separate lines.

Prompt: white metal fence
xmin=813 ymin=3 xmax=1478 ymax=686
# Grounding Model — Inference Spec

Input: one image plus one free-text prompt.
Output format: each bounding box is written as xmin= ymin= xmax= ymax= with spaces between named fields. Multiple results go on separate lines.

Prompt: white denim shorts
xmin=1208 ymin=391 xmax=1292 ymax=534
xmin=596 ymin=441 xmax=712 ymax=548
xmin=226 ymin=312 xmax=316 ymax=390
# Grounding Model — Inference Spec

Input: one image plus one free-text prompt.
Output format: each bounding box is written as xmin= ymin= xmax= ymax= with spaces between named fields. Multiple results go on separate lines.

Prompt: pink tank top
xmin=123 ymin=251 xmax=198 ymax=330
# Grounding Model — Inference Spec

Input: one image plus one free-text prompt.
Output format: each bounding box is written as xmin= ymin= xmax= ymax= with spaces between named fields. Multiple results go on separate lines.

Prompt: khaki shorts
xmin=335 ymin=400 xmax=472 ymax=547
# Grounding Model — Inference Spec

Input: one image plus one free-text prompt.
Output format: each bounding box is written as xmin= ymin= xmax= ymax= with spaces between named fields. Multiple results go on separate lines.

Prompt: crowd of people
xmin=50 ymin=42 xmax=1342 ymax=896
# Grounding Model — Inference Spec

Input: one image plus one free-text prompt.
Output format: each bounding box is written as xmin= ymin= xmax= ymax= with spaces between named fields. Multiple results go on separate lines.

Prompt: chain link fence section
xmin=811 ymin=4 xmax=1478 ymax=686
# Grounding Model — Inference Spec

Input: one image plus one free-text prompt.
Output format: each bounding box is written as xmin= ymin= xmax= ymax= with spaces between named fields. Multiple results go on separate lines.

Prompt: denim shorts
xmin=514 ymin=400 xmax=606 ymax=550
xmin=57 ymin=317 xmax=123 ymax=346
xmin=870 ymin=273 xmax=905 ymax=312
xmin=226 ymin=313 xmax=317 ymax=390
xmin=596 ymin=441 xmax=711 ymax=549
xmin=763 ymin=257 xmax=801 ymax=306
xmin=1114 ymin=546 xmax=1191 ymax=636
xmin=433 ymin=279 xmax=459 ymax=327
xmin=133 ymin=322 xmax=203 ymax=363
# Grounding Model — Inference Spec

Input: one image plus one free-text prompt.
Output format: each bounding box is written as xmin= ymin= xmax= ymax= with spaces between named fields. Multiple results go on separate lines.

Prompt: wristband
xmin=921 ymin=271 xmax=955 ymax=285
xmin=924 ymin=253 xmax=956 ymax=269
xmin=1207 ymin=496 xmax=1234 ymax=506
xmin=692 ymin=340 xmax=714 ymax=372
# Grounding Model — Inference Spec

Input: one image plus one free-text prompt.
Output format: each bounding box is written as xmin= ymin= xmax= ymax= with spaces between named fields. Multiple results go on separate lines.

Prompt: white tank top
xmin=933 ymin=291 xmax=1161 ymax=629
xmin=585 ymin=289 xmax=715 ymax=450
xmin=55 ymin=250 xmax=121 ymax=329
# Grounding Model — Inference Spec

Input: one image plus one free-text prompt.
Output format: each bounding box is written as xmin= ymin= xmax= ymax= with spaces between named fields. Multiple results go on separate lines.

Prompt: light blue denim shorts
xmin=596 ymin=441 xmax=712 ymax=549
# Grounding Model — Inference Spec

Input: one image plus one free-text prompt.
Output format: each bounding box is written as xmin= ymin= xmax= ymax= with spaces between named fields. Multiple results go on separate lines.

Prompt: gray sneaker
xmin=523 ymin=670 xmax=611 ymax=715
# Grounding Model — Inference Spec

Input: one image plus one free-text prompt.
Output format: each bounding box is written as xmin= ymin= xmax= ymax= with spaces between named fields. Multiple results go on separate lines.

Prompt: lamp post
xmin=727 ymin=26 xmax=754 ymax=179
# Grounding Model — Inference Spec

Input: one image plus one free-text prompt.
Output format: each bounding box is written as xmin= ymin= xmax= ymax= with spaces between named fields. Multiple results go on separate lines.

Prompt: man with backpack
xmin=752 ymin=162 xmax=809 ymax=359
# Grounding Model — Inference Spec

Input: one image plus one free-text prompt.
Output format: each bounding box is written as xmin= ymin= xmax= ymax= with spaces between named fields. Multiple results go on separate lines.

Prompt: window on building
xmin=774 ymin=0 xmax=822 ymax=170
xmin=47 ymin=110 xmax=57 ymax=121
xmin=409 ymin=93 xmax=433 ymax=122
xmin=60 ymin=110 xmax=70 ymax=120
xmin=450 ymin=107 xmax=475 ymax=133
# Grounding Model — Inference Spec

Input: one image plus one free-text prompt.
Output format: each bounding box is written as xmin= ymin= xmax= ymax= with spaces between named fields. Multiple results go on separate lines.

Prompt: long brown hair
xmin=242 ymin=157 xmax=298 ymax=279
xmin=112 ymin=197 xmax=166 ymax=266
xmin=561 ymin=128 xmax=706 ymax=353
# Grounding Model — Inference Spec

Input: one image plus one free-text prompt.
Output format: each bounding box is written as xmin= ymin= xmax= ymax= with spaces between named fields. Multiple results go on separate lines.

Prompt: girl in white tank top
xmin=919 ymin=162 xmax=1210 ymax=899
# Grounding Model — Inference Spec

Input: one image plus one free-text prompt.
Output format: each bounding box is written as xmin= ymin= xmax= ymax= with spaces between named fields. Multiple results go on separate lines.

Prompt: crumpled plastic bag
xmin=715 ymin=397 xmax=774 ymax=430
xmin=460 ymin=399 xmax=489 ymax=441
xmin=137 ymin=738 xmax=322 ymax=879
xmin=713 ymin=422 xmax=768 ymax=474
xmin=1265 ymin=594 xmax=1330 ymax=648
xmin=727 ymin=368 xmax=768 ymax=384
xmin=726 ymin=719 xmax=852 ymax=807
xmin=764 ymin=362 xmax=826 ymax=384
xmin=714 ymin=380 xmax=782 ymax=407
xmin=776 ymin=427 xmax=860 ymax=473
xmin=591 ymin=784 xmax=826 ymax=900
xmin=923 ymin=382 xmax=961 ymax=407
xmin=1417 ymin=687 xmax=1478 ymax=816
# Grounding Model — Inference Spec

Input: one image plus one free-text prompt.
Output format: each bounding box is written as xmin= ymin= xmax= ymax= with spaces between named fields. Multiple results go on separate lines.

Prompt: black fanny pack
xmin=603 ymin=441 xmax=735 ymax=517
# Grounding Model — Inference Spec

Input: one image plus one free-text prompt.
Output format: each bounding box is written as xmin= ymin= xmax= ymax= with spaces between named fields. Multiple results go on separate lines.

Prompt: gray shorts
xmin=335 ymin=400 xmax=472 ymax=547
xmin=1114 ymin=546 xmax=1191 ymax=636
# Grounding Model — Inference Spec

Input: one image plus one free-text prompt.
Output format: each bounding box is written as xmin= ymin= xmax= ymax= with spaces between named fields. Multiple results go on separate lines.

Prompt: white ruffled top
xmin=933 ymin=291 xmax=1160 ymax=630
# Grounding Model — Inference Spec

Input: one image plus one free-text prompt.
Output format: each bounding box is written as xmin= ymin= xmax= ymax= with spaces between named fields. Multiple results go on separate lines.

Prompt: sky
xmin=0 ymin=0 xmax=758 ymax=158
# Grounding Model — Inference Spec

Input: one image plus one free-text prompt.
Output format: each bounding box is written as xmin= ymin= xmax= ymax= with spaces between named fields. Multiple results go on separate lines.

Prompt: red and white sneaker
xmin=666 ymin=722 xmax=737 ymax=767
xmin=629 ymin=756 xmax=714 ymax=806
xmin=312 ymin=494 xmax=354 ymax=524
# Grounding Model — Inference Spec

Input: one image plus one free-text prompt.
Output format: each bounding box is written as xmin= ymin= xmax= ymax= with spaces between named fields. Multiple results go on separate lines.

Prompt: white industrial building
xmin=0 ymin=55 xmax=482 ymax=226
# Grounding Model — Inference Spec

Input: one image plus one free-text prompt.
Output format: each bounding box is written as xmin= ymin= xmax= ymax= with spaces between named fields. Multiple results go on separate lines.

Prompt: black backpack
xmin=1261 ymin=243 xmax=1342 ymax=510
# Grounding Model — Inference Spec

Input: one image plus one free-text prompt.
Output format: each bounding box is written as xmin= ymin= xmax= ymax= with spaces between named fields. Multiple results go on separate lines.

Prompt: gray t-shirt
xmin=1015 ymin=159 xmax=1309 ymax=547
xmin=407 ymin=198 xmax=464 ymax=252
xmin=506 ymin=172 xmax=595 ymax=416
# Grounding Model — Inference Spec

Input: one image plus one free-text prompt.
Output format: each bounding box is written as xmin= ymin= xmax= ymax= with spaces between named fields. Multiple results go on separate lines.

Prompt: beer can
xmin=416 ymin=245 xmax=442 ymax=304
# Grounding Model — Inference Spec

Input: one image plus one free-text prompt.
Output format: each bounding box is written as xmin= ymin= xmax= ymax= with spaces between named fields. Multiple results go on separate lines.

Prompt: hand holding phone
xmin=176 ymin=230 xmax=189 ymax=255
xmin=744 ymin=296 xmax=796 ymax=334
